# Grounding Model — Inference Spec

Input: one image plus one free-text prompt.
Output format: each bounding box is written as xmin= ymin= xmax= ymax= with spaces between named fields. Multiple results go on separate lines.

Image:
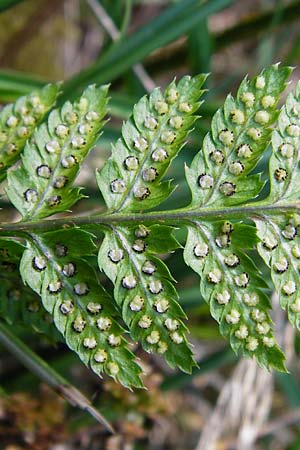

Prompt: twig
xmin=222 ymin=408 xmax=300 ymax=449
xmin=86 ymin=0 xmax=155 ymax=92
xmin=0 ymin=321 xmax=114 ymax=434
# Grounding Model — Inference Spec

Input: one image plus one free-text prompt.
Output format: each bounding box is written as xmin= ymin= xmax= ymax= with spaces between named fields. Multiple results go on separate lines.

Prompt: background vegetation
xmin=1 ymin=1 xmax=300 ymax=449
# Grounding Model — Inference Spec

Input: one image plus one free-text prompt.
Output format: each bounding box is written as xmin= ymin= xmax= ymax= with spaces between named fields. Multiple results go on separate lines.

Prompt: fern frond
xmin=0 ymin=84 xmax=60 ymax=182
xmin=7 ymin=85 xmax=109 ymax=220
xmin=185 ymin=64 xmax=292 ymax=207
xmin=97 ymin=75 xmax=207 ymax=212
xmin=0 ymin=238 xmax=61 ymax=341
xmin=19 ymin=229 xmax=143 ymax=388
xmin=3 ymin=66 xmax=300 ymax=387
xmin=183 ymin=221 xmax=286 ymax=371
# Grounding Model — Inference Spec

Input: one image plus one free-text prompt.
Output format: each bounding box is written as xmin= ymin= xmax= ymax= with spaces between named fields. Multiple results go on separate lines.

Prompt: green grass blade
xmin=188 ymin=19 xmax=212 ymax=76
xmin=63 ymin=0 xmax=232 ymax=96
xmin=0 ymin=71 xmax=45 ymax=102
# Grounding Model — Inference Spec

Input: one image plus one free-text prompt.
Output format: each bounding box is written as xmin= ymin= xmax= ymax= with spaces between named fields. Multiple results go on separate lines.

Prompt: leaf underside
xmin=0 ymin=238 xmax=61 ymax=341
xmin=184 ymin=221 xmax=286 ymax=371
xmin=20 ymin=229 xmax=143 ymax=388
xmin=255 ymin=82 xmax=300 ymax=331
xmin=97 ymin=74 xmax=207 ymax=212
xmin=186 ymin=64 xmax=292 ymax=207
xmin=7 ymin=84 xmax=109 ymax=220
xmin=182 ymin=64 xmax=293 ymax=370
xmin=97 ymin=75 xmax=208 ymax=373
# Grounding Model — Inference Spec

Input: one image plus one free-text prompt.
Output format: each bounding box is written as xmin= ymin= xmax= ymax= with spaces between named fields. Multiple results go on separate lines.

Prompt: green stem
xmin=0 ymin=321 xmax=114 ymax=433
xmin=0 ymin=201 xmax=299 ymax=235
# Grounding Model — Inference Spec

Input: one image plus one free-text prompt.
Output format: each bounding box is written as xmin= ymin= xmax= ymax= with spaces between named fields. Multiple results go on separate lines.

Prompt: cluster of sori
xmin=268 ymin=82 xmax=300 ymax=203
xmin=23 ymin=97 xmax=100 ymax=208
xmin=109 ymin=90 xmax=192 ymax=199
xmin=7 ymin=85 xmax=108 ymax=220
xmin=101 ymin=223 xmax=194 ymax=370
xmin=99 ymin=75 xmax=205 ymax=212
xmin=0 ymin=84 xmax=59 ymax=179
xmin=256 ymin=214 xmax=300 ymax=328
xmin=186 ymin=65 xmax=291 ymax=208
xmin=28 ymin=235 xmax=141 ymax=385
xmin=186 ymin=221 xmax=277 ymax=357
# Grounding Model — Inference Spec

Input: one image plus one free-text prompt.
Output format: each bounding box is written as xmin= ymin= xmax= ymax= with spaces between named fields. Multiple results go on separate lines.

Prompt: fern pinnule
xmin=98 ymin=224 xmax=196 ymax=372
xmin=184 ymin=221 xmax=286 ymax=371
xmin=254 ymin=82 xmax=300 ymax=331
xmin=20 ymin=229 xmax=143 ymax=388
xmin=0 ymin=238 xmax=61 ymax=341
xmin=255 ymin=216 xmax=300 ymax=330
xmin=97 ymin=74 xmax=207 ymax=213
xmin=7 ymin=85 xmax=109 ymax=220
xmin=0 ymin=83 xmax=60 ymax=182
xmin=185 ymin=64 xmax=292 ymax=207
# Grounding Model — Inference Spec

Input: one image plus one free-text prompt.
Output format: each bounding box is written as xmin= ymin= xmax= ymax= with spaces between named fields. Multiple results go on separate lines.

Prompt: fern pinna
xmin=1 ymin=63 xmax=300 ymax=388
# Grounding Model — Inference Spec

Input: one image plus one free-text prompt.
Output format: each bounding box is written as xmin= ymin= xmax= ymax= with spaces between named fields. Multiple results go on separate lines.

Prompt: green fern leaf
xmin=96 ymin=75 xmax=207 ymax=372
xmin=183 ymin=221 xmax=286 ymax=371
xmin=185 ymin=64 xmax=292 ymax=207
xmin=254 ymin=82 xmax=300 ymax=330
xmin=19 ymin=229 xmax=143 ymax=388
xmin=0 ymin=238 xmax=61 ymax=341
xmin=267 ymin=81 xmax=300 ymax=204
xmin=97 ymin=75 xmax=207 ymax=212
xmin=255 ymin=216 xmax=300 ymax=329
xmin=7 ymin=85 xmax=109 ymax=220
xmin=0 ymin=84 xmax=60 ymax=182
xmin=3 ymin=66 xmax=300 ymax=386
xmin=98 ymin=224 xmax=196 ymax=372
